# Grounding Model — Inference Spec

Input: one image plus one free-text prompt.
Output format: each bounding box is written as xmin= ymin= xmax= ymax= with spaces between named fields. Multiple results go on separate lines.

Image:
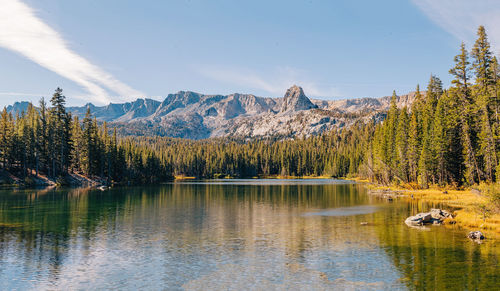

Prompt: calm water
xmin=0 ymin=180 xmax=498 ymax=290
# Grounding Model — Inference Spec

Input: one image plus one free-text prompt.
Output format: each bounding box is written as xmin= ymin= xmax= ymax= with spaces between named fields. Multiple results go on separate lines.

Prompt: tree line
xmin=362 ymin=26 xmax=499 ymax=187
xmin=123 ymin=122 xmax=371 ymax=179
xmin=0 ymin=88 xmax=172 ymax=185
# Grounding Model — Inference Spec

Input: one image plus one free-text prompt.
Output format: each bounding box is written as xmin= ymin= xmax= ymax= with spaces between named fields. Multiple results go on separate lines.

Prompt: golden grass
xmin=174 ymin=175 xmax=197 ymax=180
xmin=260 ymin=175 xmax=334 ymax=179
xmin=371 ymin=183 xmax=500 ymax=238
xmin=345 ymin=177 xmax=370 ymax=183
xmin=453 ymin=210 xmax=500 ymax=234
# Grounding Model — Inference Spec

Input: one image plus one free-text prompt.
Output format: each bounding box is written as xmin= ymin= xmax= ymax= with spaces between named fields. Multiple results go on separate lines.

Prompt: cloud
xmin=412 ymin=0 xmax=500 ymax=54
xmin=196 ymin=65 xmax=339 ymax=98
xmin=0 ymin=0 xmax=144 ymax=104
xmin=0 ymin=91 xmax=44 ymax=97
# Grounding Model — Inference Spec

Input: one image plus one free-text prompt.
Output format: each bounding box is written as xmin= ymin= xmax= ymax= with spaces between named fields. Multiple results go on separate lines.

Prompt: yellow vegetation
xmin=370 ymin=183 xmax=500 ymax=238
xmin=345 ymin=177 xmax=371 ymax=183
xmin=260 ymin=175 xmax=334 ymax=179
xmin=174 ymin=175 xmax=197 ymax=180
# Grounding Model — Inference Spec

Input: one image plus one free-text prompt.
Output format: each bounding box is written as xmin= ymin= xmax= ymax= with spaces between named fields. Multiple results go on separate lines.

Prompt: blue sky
xmin=0 ymin=0 xmax=499 ymax=106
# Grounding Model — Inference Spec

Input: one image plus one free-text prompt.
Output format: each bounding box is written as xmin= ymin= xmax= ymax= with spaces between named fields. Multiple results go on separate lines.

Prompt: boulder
xmin=405 ymin=212 xmax=433 ymax=226
xmin=405 ymin=209 xmax=453 ymax=226
xmin=429 ymin=208 xmax=452 ymax=220
xmin=467 ymin=231 xmax=485 ymax=240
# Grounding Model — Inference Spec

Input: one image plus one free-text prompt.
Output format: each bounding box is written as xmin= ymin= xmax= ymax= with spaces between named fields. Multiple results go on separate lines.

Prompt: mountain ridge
xmin=6 ymin=86 xmax=419 ymax=139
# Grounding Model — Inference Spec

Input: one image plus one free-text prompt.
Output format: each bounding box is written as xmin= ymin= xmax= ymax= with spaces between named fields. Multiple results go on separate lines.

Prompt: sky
xmin=0 ymin=0 xmax=499 ymax=107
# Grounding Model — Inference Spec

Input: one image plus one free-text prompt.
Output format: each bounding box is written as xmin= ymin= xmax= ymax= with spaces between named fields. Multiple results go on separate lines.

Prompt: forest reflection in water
xmin=0 ymin=180 xmax=497 ymax=290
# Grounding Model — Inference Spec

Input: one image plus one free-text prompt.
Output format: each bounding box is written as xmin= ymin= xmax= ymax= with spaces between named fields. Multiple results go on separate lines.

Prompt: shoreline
xmin=174 ymin=175 xmax=344 ymax=180
xmin=366 ymin=183 xmax=500 ymax=240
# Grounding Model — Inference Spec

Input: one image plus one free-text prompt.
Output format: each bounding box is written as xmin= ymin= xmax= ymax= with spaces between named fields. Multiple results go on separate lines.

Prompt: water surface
xmin=0 ymin=180 xmax=497 ymax=290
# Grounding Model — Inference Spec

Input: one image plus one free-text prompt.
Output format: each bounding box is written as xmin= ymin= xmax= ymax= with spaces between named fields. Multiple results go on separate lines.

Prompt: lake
xmin=0 ymin=180 xmax=498 ymax=290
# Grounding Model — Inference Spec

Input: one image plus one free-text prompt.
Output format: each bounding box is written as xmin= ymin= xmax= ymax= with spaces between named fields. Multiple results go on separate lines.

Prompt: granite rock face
xmin=280 ymin=85 xmax=318 ymax=112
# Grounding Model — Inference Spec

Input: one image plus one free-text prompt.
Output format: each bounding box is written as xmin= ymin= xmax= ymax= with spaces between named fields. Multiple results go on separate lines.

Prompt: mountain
xmin=6 ymin=101 xmax=31 ymax=116
xmin=6 ymin=86 xmax=418 ymax=139
xmin=280 ymin=85 xmax=318 ymax=112
xmin=67 ymin=98 xmax=162 ymax=122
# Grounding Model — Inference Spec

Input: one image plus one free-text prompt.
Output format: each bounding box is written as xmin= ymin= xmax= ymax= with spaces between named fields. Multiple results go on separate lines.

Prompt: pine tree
xmin=471 ymin=26 xmax=498 ymax=181
xmin=493 ymin=57 xmax=500 ymax=181
xmin=395 ymin=107 xmax=409 ymax=182
xmin=71 ymin=116 xmax=83 ymax=173
xmin=478 ymin=107 xmax=497 ymax=181
xmin=492 ymin=56 xmax=500 ymax=127
xmin=50 ymin=88 xmax=72 ymax=176
xmin=418 ymin=75 xmax=442 ymax=187
xmin=82 ymin=107 xmax=94 ymax=175
xmin=450 ymin=42 xmax=480 ymax=184
xmin=386 ymin=91 xmax=399 ymax=170
xmin=407 ymin=85 xmax=422 ymax=183
xmin=25 ymin=104 xmax=39 ymax=176
xmin=450 ymin=43 xmax=472 ymax=100
xmin=38 ymin=98 xmax=49 ymax=174
xmin=433 ymin=91 xmax=448 ymax=184
xmin=0 ymin=109 xmax=13 ymax=170
xmin=471 ymin=26 xmax=493 ymax=90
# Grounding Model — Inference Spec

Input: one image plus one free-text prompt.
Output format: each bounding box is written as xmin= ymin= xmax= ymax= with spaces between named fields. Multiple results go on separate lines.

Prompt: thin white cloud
xmin=0 ymin=0 xmax=144 ymax=104
xmin=196 ymin=65 xmax=339 ymax=98
xmin=0 ymin=91 xmax=44 ymax=97
xmin=412 ymin=0 xmax=500 ymax=54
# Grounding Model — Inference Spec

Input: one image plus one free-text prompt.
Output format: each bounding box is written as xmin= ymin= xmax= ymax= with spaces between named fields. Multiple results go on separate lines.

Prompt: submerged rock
xmin=467 ymin=231 xmax=485 ymax=240
xmin=405 ymin=209 xmax=453 ymax=226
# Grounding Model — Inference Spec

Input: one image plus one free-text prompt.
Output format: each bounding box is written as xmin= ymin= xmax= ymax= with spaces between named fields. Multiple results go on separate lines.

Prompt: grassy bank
xmin=174 ymin=175 xmax=197 ymax=180
xmin=369 ymin=183 xmax=500 ymax=238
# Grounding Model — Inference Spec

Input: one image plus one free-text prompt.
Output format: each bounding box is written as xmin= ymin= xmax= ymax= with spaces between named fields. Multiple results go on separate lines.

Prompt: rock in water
xmin=405 ymin=212 xmax=433 ymax=226
xmin=467 ymin=231 xmax=485 ymax=240
xmin=429 ymin=208 xmax=452 ymax=220
xmin=405 ymin=209 xmax=452 ymax=226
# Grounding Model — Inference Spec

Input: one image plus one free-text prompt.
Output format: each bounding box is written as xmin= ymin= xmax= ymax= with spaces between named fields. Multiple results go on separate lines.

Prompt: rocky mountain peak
xmin=280 ymin=85 xmax=318 ymax=112
xmin=8 ymin=87 xmax=420 ymax=139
